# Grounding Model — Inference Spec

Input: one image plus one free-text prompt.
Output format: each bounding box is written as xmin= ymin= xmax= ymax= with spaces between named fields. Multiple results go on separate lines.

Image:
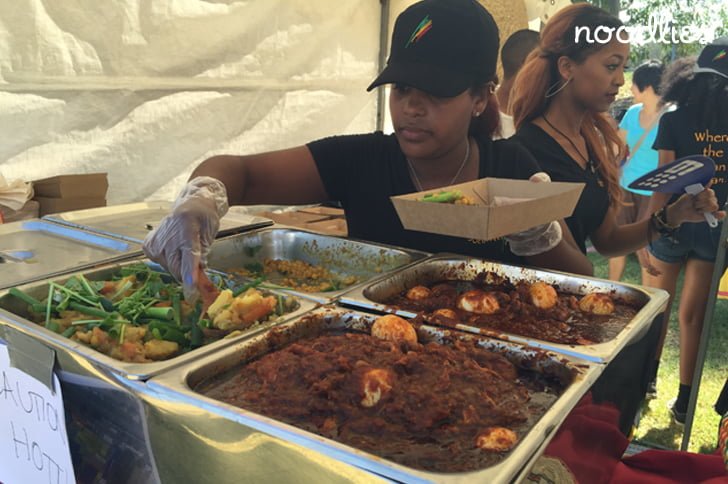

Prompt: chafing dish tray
xmin=0 ymin=260 xmax=316 ymax=380
xmin=0 ymin=219 xmax=141 ymax=289
xmin=339 ymin=254 xmax=669 ymax=363
xmin=206 ymin=228 xmax=428 ymax=304
xmin=44 ymin=202 xmax=273 ymax=244
xmin=147 ymin=307 xmax=602 ymax=484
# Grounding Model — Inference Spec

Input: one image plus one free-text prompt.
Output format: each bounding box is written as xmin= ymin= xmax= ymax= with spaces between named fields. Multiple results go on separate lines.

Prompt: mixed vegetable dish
xmin=7 ymin=263 xmax=296 ymax=363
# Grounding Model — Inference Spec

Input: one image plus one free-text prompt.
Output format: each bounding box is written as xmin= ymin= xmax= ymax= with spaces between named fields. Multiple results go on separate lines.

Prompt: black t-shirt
xmin=653 ymin=105 xmax=728 ymax=206
xmin=513 ymin=123 xmax=610 ymax=253
xmin=308 ymin=132 xmax=540 ymax=263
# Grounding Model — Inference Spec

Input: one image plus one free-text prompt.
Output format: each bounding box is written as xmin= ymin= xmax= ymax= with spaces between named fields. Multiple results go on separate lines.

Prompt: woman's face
xmin=389 ymin=85 xmax=486 ymax=161
xmin=567 ymin=39 xmax=630 ymax=112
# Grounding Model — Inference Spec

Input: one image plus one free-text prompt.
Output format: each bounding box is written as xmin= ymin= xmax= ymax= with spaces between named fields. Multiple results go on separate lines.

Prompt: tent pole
xmin=376 ymin=0 xmax=390 ymax=132
xmin=681 ymin=203 xmax=728 ymax=450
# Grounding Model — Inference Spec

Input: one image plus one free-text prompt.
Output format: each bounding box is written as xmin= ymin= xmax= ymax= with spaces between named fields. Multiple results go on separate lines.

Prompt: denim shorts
xmin=649 ymin=222 xmax=723 ymax=263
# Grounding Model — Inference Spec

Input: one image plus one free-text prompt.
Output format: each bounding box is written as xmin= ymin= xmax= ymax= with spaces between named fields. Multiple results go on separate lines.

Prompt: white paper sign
xmin=0 ymin=344 xmax=76 ymax=484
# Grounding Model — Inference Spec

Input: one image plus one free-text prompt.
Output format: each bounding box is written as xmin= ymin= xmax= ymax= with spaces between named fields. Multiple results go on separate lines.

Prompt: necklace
xmin=542 ymin=114 xmax=591 ymax=168
xmin=407 ymin=138 xmax=471 ymax=191
xmin=542 ymin=114 xmax=604 ymax=187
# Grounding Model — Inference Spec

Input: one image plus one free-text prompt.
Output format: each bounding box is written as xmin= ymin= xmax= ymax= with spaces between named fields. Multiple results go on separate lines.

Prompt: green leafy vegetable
xmin=421 ymin=190 xmax=464 ymax=203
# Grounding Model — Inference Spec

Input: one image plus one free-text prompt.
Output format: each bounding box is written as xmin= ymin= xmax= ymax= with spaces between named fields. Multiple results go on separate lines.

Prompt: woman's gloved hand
xmin=505 ymin=172 xmax=564 ymax=256
xmin=143 ymin=176 xmax=229 ymax=302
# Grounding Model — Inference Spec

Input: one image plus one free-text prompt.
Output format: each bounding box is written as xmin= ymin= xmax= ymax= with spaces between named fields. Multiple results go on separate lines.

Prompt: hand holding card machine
xmin=628 ymin=155 xmax=719 ymax=228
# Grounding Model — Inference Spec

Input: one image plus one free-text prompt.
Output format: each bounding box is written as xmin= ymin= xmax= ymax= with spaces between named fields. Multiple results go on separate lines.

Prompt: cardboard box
xmin=297 ymin=206 xmax=345 ymax=218
xmin=0 ymin=200 xmax=40 ymax=223
xmin=260 ymin=211 xmax=330 ymax=227
xmin=304 ymin=217 xmax=348 ymax=237
xmin=261 ymin=208 xmax=348 ymax=237
xmin=391 ymin=178 xmax=584 ymax=241
xmin=35 ymin=196 xmax=107 ymax=216
xmin=33 ymin=173 xmax=108 ymax=199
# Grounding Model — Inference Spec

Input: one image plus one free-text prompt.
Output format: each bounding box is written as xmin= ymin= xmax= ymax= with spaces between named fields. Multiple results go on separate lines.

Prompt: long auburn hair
xmin=511 ymin=3 xmax=625 ymax=206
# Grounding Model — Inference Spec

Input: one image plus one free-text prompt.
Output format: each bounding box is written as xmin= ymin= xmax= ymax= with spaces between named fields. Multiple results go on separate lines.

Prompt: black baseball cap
xmin=367 ymin=0 xmax=499 ymax=98
xmin=694 ymin=36 xmax=728 ymax=80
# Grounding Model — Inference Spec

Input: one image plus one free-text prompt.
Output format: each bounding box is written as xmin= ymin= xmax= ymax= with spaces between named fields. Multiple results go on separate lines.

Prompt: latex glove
xmin=505 ymin=172 xmax=564 ymax=256
xmin=143 ymin=176 xmax=229 ymax=302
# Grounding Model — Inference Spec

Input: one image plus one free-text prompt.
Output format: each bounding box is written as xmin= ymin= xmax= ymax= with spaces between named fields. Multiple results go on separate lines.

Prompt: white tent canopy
xmin=1 ymin=0 xmax=547 ymax=205
xmin=0 ymin=0 xmax=384 ymax=204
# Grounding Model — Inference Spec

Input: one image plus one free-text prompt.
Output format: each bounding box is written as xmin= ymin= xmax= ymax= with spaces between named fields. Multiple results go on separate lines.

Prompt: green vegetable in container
xmin=421 ymin=190 xmax=464 ymax=203
xmin=6 ymin=263 xmax=285 ymax=364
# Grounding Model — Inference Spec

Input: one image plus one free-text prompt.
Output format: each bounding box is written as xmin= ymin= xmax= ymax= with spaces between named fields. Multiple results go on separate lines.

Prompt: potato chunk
xmin=406 ymin=285 xmax=431 ymax=301
xmin=360 ymin=368 xmax=395 ymax=408
xmin=209 ymin=288 xmax=277 ymax=331
xmin=371 ymin=315 xmax=417 ymax=346
xmin=475 ymin=427 xmax=518 ymax=452
xmin=578 ymin=293 xmax=615 ymax=315
xmin=144 ymin=340 xmax=180 ymax=360
xmin=529 ymin=282 xmax=558 ymax=309
xmin=457 ymin=290 xmax=500 ymax=315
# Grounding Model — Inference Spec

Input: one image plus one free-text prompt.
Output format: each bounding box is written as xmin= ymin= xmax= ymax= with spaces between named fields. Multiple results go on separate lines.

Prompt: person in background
xmin=645 ymin=39 xmax=728 ymax=424
xmin=496 ymin=29 xmax=540 ymax=139
xmin=608 ymin=60 xmax=668 ymax=399
xmin=143 ymin=0 xmax=595 ymax=303
xmin=608 ymin=60 xmax=666 ymax=283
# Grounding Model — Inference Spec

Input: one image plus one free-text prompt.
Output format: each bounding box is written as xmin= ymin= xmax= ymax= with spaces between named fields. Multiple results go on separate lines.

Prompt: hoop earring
xmin=545 ymin=78 xmax=572 ymax=98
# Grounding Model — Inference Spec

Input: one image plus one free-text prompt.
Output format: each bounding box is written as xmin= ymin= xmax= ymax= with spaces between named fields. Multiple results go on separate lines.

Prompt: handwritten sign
xmin=0 ymin=343 xmax=76 ymax=484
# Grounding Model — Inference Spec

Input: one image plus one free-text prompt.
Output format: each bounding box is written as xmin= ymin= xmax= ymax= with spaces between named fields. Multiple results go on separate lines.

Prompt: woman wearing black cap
xmin=143 ymin=0 xmax=595 ymax=301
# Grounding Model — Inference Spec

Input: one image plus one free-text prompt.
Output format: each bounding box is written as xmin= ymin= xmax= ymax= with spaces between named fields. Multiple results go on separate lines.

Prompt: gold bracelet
xmin=660 ymin=205 xmax=680 ymax=229
xmin=652 ymin=207 xmax=679 ymax=238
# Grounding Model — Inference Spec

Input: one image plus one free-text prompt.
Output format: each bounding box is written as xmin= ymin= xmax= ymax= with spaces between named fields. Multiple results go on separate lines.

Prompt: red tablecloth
xmin=533 ymin=394 xmax=728 ymax=484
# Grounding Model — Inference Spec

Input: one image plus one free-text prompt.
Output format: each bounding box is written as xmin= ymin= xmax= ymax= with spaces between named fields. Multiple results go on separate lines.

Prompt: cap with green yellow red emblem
xmin=367 ymin=0 xmax=499 ymax=98
xmin=695 ymin=36 xmax=728 ymax=80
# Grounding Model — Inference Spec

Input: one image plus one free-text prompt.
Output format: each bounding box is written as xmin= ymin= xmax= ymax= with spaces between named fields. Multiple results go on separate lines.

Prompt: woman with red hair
xmin=510 ymin=4 xmax=723 ymax=421
xmin=511 ymin=3 xmax=722 ymax=269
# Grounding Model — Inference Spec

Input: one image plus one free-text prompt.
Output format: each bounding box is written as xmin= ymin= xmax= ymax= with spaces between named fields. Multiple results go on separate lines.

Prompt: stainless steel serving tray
xmin=0 ymin=219 xmax=142 ymax=289
xmin=206 ymin=228 xmax=428 ymax=304
xmin=44 ymin=202 xmax=273 ymax=244
xmin=148 ymin=307 xmax=602 ymax=484
xmin=339 ymin=254 xmax=669 ymax=363
xmin=0 ymin=260 xmax=316 ymax=381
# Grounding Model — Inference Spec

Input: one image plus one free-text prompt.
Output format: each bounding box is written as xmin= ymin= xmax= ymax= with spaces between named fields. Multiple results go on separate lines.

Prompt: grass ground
xmin=588 ymin=251 xmax=727 ymax=453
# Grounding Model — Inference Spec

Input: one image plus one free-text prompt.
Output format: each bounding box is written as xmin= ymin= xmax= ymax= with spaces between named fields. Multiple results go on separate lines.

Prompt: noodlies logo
xmin=575 ymin=12 xmax=716 ymax=46
xmin=406 ymin=15 xmax=433 ymax=47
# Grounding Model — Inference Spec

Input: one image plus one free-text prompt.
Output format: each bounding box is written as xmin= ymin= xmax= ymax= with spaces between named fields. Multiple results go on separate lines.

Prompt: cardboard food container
xmin=35 ymin=196 xmax=107 ymax=216
xmin=304 ymin=217 xmax=348 ymax=237
xmin=260 ymin=210 xmax=330 ymax=226
xmin=0 ymin=200 xmax=40 ymax=223
xmin=296 ymin=206 xmax=345 ymax=218
xmin=391 ymin=178 xmax=585 ymax=241
xmin=33 ymin=173 xmax=108 ymax=199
